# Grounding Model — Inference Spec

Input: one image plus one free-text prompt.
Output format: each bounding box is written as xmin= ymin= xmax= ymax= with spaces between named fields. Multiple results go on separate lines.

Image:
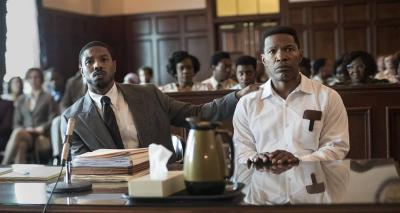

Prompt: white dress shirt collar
xmin=88 ymin=83 xmax=118 ymax=110
xmin=260 ymin=73 xmax=313 ymax=100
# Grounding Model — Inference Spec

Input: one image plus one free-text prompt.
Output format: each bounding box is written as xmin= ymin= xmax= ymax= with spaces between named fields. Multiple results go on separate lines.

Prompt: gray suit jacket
xmin=61 ymin=83 xmax=238 ymax=160
xmin=13 ymin=91 xmax=58 ymax=136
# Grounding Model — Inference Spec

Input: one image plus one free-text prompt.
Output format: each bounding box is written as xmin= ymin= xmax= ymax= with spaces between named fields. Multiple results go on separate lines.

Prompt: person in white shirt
xmin=231 ymin=55 xmax=258 ymax=90
xmin=202 ymin=51 xmax=237 ymax=90
xmin=233 ymin=26 xmax=349 ymax=165
xmin=159 ymin=51 xmax=212 ymax=92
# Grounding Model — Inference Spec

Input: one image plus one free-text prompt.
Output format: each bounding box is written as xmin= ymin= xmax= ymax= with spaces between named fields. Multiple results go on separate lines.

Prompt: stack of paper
xmin=0 ymin=165 xmax=64 ymax=181
xmin=72 ymin=148 xmax=149 ymax=180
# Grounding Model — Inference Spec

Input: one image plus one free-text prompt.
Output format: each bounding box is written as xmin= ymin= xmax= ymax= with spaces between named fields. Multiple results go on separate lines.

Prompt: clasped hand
xmin=248 ymin=150 xmax=299 ymax=165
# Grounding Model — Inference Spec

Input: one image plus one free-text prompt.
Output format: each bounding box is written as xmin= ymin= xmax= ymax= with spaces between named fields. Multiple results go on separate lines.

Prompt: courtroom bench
xmin=166 ymin=84 xmax=400 ymax=161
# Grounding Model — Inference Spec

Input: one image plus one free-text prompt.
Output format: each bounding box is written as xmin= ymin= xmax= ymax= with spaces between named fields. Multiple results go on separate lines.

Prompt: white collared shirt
xmin=88 ymin=83 xmax=139 ymax=149
xmin=29 ymin=89 xmax=41 ymax=111
xmin=201 ymin=76 xmax=237 ymax=90
xmin=233 ymin=74 xmax=349 ymax=163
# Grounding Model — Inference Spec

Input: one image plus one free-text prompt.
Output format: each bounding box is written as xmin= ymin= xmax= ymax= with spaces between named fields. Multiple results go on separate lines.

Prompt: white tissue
xmin=148 ymin=144 xmax=172 ymax=180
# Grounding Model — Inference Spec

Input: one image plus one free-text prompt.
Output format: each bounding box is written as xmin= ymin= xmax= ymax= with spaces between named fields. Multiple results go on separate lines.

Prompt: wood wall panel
xmin=40 ymin=9 xmax=211 ymax=86
xmin=386 ymin=107 xmax=400 ymax=161
xmin=289 ymin=7 xmax=306 ymax=25
xmin=284 ymin=0 xmax=400 ymax=61
xmin=342 ymin=27 xmax=369 ymax=52
xmin=311 ymin=5 xmax=337 ymax=24
xmin=185 ymin=14 xmax=207 ymax=32
xmin=126 ymin=18 xmax=152 ymax=35
xmin=312 ymin=29 xmax=337 ymax=60
xmin=342 ymin=3 xmax=369 ymax=22
xmin=156 ymin=16 xmax=180 ymax=34
xmin=347 ymin=107 xmax=371 ymax=159
xmin=186 ymin=36 xmax=211 ymax=81
xmin=129 ymin=39 xmax=153 ymax=70
xmin=376 ymin=25 xmax=400 ymax=56
xmin=157 ymin=38 xmax=181 ymax=83
xmin=376 ymin=1 xmax=400 ymax=20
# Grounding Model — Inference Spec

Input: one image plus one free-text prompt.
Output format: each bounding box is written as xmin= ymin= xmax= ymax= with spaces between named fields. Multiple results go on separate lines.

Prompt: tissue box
xmin=128 ymin=171 xmax=185 ymax=197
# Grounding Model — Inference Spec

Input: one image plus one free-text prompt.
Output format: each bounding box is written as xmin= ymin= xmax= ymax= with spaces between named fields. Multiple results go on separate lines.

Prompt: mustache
xmin=275 ymin=64 xmax=292 ymax=69
xmin=92 ymin=70 xmax=106 ymax=77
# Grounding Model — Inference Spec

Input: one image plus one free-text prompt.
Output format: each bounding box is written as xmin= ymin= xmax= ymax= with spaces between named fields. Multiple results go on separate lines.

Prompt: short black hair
xmin=79 ymin=41 xmax=114 ymax=65
xmin=210 ymin=51 xmax=230 ymax=66
xmin=7 ymin=76 xmax=23 ymax=95
xmin=235 ymin=55 xmax=257 ymax=70
xmin=25 ymin=67 xmax=44 ymax=83
xmin=166 ymin=51 xmax=200 ymax=78
xmin=341 ymin=50 xmax=378 ymax=80
xmin=261 ymin=26 xmax=300 ymax=51
xmin=312 ymin=58 xmax=327 ymax=75
xmin=140 ymin=66 xmax=153 ymax=77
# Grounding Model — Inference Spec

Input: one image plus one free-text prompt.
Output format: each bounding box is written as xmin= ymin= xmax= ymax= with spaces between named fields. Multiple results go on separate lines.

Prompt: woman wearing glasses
xmin=340 ymin=51 xmax=389 ymax=85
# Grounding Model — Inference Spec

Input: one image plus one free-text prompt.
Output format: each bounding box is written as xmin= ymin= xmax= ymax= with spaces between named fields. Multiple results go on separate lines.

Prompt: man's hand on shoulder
xmin=235 ymin=83 xmax=261 ymax=99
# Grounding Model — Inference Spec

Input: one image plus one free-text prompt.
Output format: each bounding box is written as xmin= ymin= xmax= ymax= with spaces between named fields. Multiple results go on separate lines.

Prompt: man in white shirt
xmin=233 ymin=26 xmax=349 ymax=165
xmin=202 ymin=51 xmax=237 ymax=90
xmin=231 ymin=55 xmax=258 ymax=89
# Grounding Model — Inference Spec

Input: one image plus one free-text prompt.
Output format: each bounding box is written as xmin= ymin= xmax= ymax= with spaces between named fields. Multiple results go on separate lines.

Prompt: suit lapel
xmin=78 ymin=93 xmax=116 ymax=149
xmin=118 ymin=84 xmax=149 ymax=148
xmin=32 ymin=92 xmax=45 ymax=115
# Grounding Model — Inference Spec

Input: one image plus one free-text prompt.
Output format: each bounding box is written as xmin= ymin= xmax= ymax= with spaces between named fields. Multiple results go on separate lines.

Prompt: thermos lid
xmin=186 ymin=117 xmax=222 ymax=130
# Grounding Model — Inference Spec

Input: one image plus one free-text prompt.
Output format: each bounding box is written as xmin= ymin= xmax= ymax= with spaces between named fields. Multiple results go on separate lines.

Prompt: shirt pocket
xmin=292 ymin=119 xmax=322 ymax=151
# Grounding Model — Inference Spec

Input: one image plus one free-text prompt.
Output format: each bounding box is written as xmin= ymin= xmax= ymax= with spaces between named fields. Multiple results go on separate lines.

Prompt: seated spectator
xmin=1 ymin=76 xmax=23 ymax=106
xmin=332 ymin=53 xmax=350 ymax=85
xmin=375 ymin=54 xmax=398 ymax=83
xmin=52 ymin=71 xmax=87 ymax=164
xmin=299 ymin=57 xmax=311 ymax=78
xmin=138 ymin=66 xmax=154 ymax=84
xmin=123 ymin=72 xmax=140 ymax=84
xmin=376 ymin=55 xmax=386 ymax=73
xmin=0 ymin=97 xmax=13 ymax=152
xmin=60 ymin=71 xmax=87 ymax=113
xmin=256 ymin=59 xmax=268 ymax=83
xmin=202 ymin=51 xmax=237 ymax=90
xmin=342 ymin=51 xmax=388 ymax=85
xmin=1 ymin=68 xmax=58 ymax=165
xmin=311 ymin=58 xmax=336 ymax=86
xmin=231 ymin=55 xmax=257 ymax=89
xmin=44 ymin=67 xmax=64 ymax=103
xmin=395 ymin=51 xmax=400 ymax=82
xmin=159 ymin=51 xmax=212 ymax=92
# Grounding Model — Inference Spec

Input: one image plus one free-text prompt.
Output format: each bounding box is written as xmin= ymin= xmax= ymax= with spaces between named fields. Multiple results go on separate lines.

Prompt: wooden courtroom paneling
xmin=342 ymin=26 xmax=369 ymax=53
xmin=167 ymin=85 xmax=400 ymax=161
xmin=186 ymin=36 xmax=210 ymax=81
xmin=311 ymin=28 xmax=338 ymax=60
xmin=284 ymin=0 xmax=400 ymax=61
xmin=39 ymin=8 xmax=211 ymax=85
xmin=310 ymin=4 xmax=337 ymax=24
xmin=342 ymin=2 xmax=369 ymax=22
xmin=346 ymin=107 xmax=371 ymax=159
xmin=386 ymin=107 xmax=400 ymax=161
xmin=157 ymin=37 xmax=181 ymax=83
xmin=156 ymin=16 xmax=180 ymax=34
xmin=289 ymin=7 xmax=306 ymax=25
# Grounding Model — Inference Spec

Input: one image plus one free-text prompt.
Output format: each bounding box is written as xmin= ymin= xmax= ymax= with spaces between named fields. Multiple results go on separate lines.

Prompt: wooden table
xmin=0 ymin=159 xmax=399 ymax=212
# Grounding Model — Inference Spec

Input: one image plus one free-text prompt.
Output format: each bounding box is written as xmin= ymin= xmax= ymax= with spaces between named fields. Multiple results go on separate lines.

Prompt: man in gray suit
xmin=61 ymin=41 xmax=257 ymax=161
xmin=2 ymin=68 xmax=58 ymax=165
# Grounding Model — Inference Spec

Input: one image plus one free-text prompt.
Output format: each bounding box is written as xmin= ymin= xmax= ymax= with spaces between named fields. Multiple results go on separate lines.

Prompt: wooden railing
xmin=167 ymin=84 xmax=400 ymax=161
